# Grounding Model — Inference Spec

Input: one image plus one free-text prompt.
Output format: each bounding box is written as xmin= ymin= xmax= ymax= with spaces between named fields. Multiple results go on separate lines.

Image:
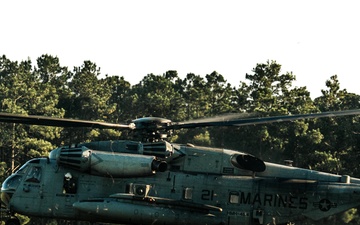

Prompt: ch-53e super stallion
xmin=2 ymin=110 xmax=360 ymax=225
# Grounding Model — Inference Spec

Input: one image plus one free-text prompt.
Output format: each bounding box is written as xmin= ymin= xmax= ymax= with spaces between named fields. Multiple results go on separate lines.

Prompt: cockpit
xmin=1 ymin=158 xmax=43 ymax=207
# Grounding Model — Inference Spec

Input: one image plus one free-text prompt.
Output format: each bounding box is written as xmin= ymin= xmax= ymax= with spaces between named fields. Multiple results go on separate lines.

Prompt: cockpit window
xmin=1 ymin=174 xmax=22 ymax=191
xmin=25 ymin=166 xmax=41 ymax=183
xmin=229 ymin=191 xmax=240 ymax=204
xmin=15 ymin=159 xmax=40 ymax=174
xmin=16 ymin=164 xmax=29 ymax=174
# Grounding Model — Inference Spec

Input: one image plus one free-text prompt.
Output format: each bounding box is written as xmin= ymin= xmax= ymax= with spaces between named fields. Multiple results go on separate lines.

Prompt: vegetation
xmin=1 ymin=54 xmax=360 ymax=224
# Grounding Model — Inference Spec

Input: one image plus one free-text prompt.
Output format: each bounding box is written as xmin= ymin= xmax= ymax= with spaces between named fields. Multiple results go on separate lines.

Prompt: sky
xmin=1 ymin=0 xmax=359 ymax=98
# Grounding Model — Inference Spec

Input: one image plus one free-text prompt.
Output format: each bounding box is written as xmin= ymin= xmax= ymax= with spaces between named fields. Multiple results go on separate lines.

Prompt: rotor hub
xmin=132 ymin=117 xmax=172 ymax=142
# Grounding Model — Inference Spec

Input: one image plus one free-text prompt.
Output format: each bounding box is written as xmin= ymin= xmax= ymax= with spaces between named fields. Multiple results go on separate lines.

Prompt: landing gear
xmin=5 ymin=217 xmax=20 ymax=225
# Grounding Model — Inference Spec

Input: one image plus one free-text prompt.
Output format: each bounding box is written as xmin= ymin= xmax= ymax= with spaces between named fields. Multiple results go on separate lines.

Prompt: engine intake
xmin=142 ymin=141 xmax=173 ymax=158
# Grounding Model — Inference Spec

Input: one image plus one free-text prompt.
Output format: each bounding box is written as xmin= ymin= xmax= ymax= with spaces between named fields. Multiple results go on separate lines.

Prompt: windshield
xmin=14 ymin=159 xmax=40 ymax=174
xmin=1 ymin=159 xmax=43 ymax=192
xmin=25 ymin=166 xmax=41 ymax=183
xmin=1 ymin=174 xmax=22 ymax=192
xmin=15 ymin=163 xmax=29 ymax=174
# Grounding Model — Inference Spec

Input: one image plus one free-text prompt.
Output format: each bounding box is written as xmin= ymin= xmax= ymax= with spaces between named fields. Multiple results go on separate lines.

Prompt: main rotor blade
xmin=0 ymin=113 xmax=132 ymax=129
xmin=170 ymin=109 xmax=360 ymax=129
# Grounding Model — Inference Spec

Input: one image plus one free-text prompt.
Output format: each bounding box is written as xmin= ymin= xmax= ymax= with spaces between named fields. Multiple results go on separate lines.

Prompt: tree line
xmin=1 ymin=54 xmax=360 ymax=224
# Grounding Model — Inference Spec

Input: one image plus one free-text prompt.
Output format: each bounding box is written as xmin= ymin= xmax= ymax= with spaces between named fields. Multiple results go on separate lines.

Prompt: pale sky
xmin=1 ymin=0 xmax=359 ymax=98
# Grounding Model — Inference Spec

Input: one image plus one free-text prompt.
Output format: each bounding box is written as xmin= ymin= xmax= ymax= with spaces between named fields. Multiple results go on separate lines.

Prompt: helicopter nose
xmin=1 ymin=174 xmax=22 ymax=209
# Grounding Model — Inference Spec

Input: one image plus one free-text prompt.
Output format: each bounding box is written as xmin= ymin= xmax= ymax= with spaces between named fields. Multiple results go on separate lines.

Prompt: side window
xmin=229 ymin=191 xmax=239 ymax=204
xmin=25 ymin=166 xmax=41 ymax=183
xmin=63 ymin=172 xmax=78 ymax=194
xmin=183 ymin=187 xmax=193 ymax=200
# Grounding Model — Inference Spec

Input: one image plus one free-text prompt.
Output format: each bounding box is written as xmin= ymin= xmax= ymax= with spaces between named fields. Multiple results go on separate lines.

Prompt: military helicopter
xmin=2 ymin=110 xmax=360 ymax=225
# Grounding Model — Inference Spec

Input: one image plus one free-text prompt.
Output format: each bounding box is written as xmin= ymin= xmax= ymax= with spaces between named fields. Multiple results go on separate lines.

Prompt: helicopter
xmin=2 ymin=110 xmax=360 ymax=225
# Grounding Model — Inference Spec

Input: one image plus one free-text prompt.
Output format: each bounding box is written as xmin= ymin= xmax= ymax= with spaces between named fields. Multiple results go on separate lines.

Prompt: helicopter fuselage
xmin=2 ymin=140 xmax=360 ymax=225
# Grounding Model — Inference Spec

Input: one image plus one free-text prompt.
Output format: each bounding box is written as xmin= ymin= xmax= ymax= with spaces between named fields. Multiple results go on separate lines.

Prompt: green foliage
xmin=0 ymin=161 xmax=6 ymax=181
xmin=130 ymin=72 xmax=186 ymax=120
xmin=192 ymin=130 xmax=212 ymax=146
xmin=342 ymin=208 xmax=358 ymax=224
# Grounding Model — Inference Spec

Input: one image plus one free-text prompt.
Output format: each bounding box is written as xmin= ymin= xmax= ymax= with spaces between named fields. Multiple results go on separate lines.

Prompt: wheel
xmin=5 ymin=218 xmax=20 ymax=225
